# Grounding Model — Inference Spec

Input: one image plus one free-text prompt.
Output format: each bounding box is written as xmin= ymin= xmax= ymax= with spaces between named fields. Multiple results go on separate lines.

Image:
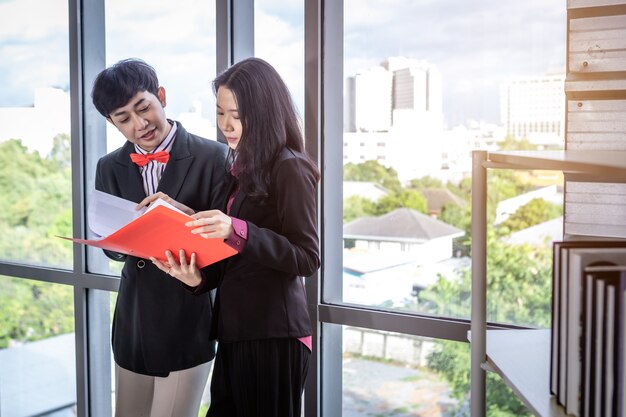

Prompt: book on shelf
xmin=550 ymin=241 xmax=626 ymax=405
xmin=583 ymin=265 xmax=626 ymax=417
xmin=593 ymin=278 xmax=606 ymax=417
xmin=550 ymin=241 xmax=626 ymax=416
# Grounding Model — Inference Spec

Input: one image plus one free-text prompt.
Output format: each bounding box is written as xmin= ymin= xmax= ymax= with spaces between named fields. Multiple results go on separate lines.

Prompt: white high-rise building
xmin=344 ymin=57 xmax=447 ymax=182
xmin=349 ymin=66 xmax=393 ymax=132
xmin=500 ymin=74 xmax=565 ymax=148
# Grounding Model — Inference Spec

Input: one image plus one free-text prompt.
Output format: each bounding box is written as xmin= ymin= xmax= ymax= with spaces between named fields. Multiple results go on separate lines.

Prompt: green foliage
xmin=420 ymin=238 xmax=551 ymax=327
xmin=343 ymin=188 xmax=428 ymax=221
xmin=0 ymin=276 xmax=74 ymax=348
xmin=0 ymin=136 xmax=74 ymax=349
xmin=423 ymin=237 xmax=551 ymax=416
xmin=498 ymin=135 xmax=538 ymax=151
xmin=374 ymin=189 xmax=428 ymax=215
xmin=427 ymin=340 xmax=532 ymax=417
xmin=343 ymin=195 xmax=377 ymax=223
xmin=198 ymin=404 xmax=209 ymax=416
xmin=500 ymin=198 xmax=562 ymax=234
xmin=407 ymin=175 xmax=444 ymax=190
xmin=343 ymin=160 xmax=401 ymax=191
xmin=0 ymin=138 xmax=72 ymax=268
xmin=49 ymin=133 xmax=71 ymax=170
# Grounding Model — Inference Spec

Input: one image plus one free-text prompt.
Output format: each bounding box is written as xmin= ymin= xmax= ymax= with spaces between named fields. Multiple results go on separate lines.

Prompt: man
xmin=91 ymin=58 xmax=227 ymax=417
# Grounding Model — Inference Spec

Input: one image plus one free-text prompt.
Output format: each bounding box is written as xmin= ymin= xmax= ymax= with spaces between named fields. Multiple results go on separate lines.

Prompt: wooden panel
xmin=565 ymin=222 xmax=626 ymax=237
xmin=565 ymin=78 xmax=626 ymax=92
xmin=565 ymin=180 xmax=626 ymax=238
xmin=569 ymin=0 xmax=626 ymax=7
xmin=569 ymin=15 xmax=626 ymax=73
xmin=567 ymin=100 xmax=626 ymax=149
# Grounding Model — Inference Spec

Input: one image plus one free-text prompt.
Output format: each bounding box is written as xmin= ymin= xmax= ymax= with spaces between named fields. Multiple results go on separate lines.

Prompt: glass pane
xmin=88 ymin=0 xmax=218 ymax=276
xmin=0 ymin=275 xmax=76 ymax=416
xmin=254 ymin=0 xmax=305 ymax=119
xmin=336 ymin=324 xmax=530 ymax=416
xmin=0 ymin=0 xmax=73 ymax=269
xmin=341 ymin=0 xmax=565 ymax=326
xmin=105 ymin=0 xmax=218 ymax=149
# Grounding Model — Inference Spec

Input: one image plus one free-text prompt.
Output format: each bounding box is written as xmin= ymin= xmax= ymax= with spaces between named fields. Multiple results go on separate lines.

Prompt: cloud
xmin=255 ymin=6 xmax=305 ymax=115
xmin=1 ymin=0 xmax=567 ymax=126
xmin=104 ymin=0 xmax=217 ymax=121
xmin=0 ymin=0 xmax=69 ymax=106
xmin=342 ymin=0 xmax=566 ymax=125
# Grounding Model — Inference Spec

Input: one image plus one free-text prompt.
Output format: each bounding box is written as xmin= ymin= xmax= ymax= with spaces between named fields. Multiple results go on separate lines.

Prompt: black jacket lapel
xmin=115 ymin=141 xmax=147 ymax=203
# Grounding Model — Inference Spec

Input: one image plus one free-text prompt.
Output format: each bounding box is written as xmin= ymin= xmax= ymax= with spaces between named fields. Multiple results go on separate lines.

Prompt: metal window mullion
xmin=70 ymin=0 xmax=111 ymax=414
xmin=304 ymin=0 xmax=321 ymax=415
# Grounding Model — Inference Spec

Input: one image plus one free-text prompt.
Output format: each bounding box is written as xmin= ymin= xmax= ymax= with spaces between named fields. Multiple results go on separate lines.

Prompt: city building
xmin=500 ymin=73 xmax=566 ymax=148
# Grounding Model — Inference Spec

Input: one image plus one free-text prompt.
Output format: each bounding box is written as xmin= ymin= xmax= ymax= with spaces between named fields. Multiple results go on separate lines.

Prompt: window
xmin=333 ymin=1 xmax=564 ymax=414
xmin=339 ymin=324 xmax=469 ymax=415
xmin=255 ymin=0 xmax=304 ymax=120
xmin=0 ymin=0 xmax=72 ymax=269
xmin=341 ymin=0 xmax=565 ymax=327
xmin=0 ymin=276 xmax=76 ymax=415
xmin=105 ymin=0 xmax=218 ymax=150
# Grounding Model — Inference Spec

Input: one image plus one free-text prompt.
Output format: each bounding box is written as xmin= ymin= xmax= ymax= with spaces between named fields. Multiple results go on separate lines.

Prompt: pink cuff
xmin=298 ymin=336 xmax=312 ymax=351
xmin=225 ymin=217 xmax=247 ymax=252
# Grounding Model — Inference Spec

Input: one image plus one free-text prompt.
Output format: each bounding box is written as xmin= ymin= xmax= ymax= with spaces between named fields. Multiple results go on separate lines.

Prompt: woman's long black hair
xmin=213 ymin=57 xmax=319 ymax=202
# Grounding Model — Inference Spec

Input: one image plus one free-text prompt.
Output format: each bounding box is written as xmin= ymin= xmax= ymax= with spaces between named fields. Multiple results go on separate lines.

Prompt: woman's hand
xmin=186 ymin=209 xmax=233 ymax=239
xmin=137 ymin=192 xmax=195 ymax=216
xmin=150 ymin=249 xmax=202 ymax=287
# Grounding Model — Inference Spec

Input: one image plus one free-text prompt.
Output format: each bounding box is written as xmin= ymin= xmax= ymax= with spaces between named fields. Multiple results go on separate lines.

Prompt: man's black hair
xmin=91 ymin=58 xmax=160 ymax=118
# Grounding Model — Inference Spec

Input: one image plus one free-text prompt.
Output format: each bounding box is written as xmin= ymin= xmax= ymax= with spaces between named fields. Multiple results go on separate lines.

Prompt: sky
xmin=0 ymin=0 xmax=566 ymax=129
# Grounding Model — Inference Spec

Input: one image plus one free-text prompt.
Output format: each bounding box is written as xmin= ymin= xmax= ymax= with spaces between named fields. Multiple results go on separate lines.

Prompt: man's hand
xmin=137 ymin=192 xmax=195 ymax=216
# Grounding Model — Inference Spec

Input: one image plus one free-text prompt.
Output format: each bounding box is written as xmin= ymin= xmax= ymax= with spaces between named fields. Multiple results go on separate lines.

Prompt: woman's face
xmin=216 ymin=86 xmax=242 ymax=150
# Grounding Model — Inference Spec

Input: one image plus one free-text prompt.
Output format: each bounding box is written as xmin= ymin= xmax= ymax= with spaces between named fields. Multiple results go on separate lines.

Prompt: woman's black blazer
xmin=203 ymin=147 xmax=320 ymax=343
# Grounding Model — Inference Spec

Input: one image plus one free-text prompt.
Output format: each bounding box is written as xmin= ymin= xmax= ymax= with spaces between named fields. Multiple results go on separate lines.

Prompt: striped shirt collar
xmin=134 ymin=120 xmax=177 ymax=196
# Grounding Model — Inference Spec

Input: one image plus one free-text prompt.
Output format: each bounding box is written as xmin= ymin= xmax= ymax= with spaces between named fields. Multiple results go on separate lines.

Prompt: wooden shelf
xmin=471 ymin=149 xmax=626 ymax=416
xmin=485 ymin=150 xmax=626 ymax=177
xmin=485 ymin=329 xmax=573 ymax=417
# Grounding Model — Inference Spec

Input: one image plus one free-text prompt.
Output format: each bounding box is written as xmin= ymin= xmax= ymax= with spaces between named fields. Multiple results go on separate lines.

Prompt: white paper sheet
xmin=88 ymin=190 xmax=147 ymax=238
xmin=88 ymin=190 xmax=188 ymax=238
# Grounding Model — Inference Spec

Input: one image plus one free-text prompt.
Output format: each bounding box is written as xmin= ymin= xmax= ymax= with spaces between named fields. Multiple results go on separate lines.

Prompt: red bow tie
xmin=130 ymin=151 xmax=170 ymax=167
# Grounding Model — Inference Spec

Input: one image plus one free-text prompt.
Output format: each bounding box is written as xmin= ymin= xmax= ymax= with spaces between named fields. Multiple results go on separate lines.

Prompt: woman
xmin=151 ymin=57 xmax=320 ymax=417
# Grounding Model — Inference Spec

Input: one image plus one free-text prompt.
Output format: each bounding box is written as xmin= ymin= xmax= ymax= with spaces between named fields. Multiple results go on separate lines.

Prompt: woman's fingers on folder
xmin=149 ymin=256 xmax=170 ymax=273
xmin=150 ymin=251 xmax=201 ymax=287
xmin=187 ymin=210 xmax=233 ymax=239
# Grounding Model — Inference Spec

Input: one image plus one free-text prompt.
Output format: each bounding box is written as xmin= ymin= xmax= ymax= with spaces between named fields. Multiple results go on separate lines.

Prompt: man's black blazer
xmin=95 ymin=122 xmax=228 ymax=376
xmin=202 ymin=147 xmax=320 ymax=343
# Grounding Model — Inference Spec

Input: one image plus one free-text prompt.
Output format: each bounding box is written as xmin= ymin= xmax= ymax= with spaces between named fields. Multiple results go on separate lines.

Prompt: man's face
xmin=108 ymin=87 xmax=171 ymax=151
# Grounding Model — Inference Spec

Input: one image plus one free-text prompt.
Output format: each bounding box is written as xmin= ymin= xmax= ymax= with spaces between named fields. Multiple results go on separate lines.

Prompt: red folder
xmin=61 ymin=205 xmax=237 ymax=268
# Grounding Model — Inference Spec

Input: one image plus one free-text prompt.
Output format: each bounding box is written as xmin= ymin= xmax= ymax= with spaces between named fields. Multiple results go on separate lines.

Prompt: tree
xmin=421 ymin=237 xmax=552 ymax=416
xmin=498 ymin=135 xmax=538 ymax=151
xmin=0 ymin=276 xmax=73 ymax=348
xmin=343 ymin=160 xmax=401 ymax=191
xmin=407 ymin=175 xmax=444 ymax=190
xmin=49 ymin=133 xmax=71 ymax=170
xmin=500 ymin=198 xmax=562 ymax=234
xmin=374 ymin=189 xmax=428 ymax=215
xmin=0 ymin=137 xmax=74 ymax=348
xmin=343 ymin=195 xmax=377 ymax=223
